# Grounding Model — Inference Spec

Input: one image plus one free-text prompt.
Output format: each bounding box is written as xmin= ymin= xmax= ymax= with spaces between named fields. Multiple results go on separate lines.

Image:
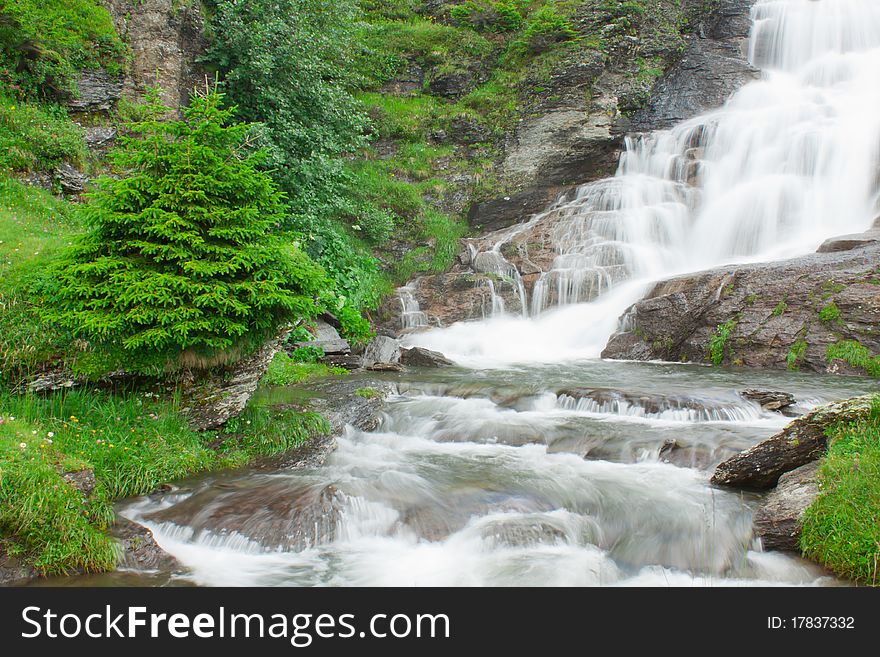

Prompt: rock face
xmin=711 ymin=396 xmax=877 ymax=489
xmin=102 ymin=0 xmax=206 ymax=110
xmin=68 ymin=69 xmax=124 ymax=113
xmin=55 ymin=163 xmax=89 ymax=195
xmin=628 ymin=0 xmax=758 ymax=131
xmin=602 ymin=243 xmax=880 ymax=375
xmin=184 ymin=331 xmax=289 ymax=431
xmin=111 ymin=517 xmax=182 ymax=572
xmin=753 ymin=461 xmax=820 ymax=552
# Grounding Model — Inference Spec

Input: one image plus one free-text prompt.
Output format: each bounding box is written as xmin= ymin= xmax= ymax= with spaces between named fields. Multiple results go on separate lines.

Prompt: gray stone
xmin=68 ymin=69 xmax=123 ymax=112
xmin=602 ymin=243 xmax=880 ymax=375
xmin=55 ymin=163 xmax=88 ymax=194
xmin=111 ymin=517 xmax=182 ymax=571
xmin=362 ymin=335 xmax=401 ymax=368
xmin=741 ymin=389 xmax=796 ymax=412
xmin=816 ymin=229 xmax=880 ymax=253
xmin=754 ymin=461 xmax=820 ymax=552
xmin=295 ymin=320 xmax=351 ymax=356
xmin=185 ymin=331 xmax=289 ymax=431
xmin=400 ymin=346 xmax=455 ymax=368
xmin=83 ymin=126 xmax=117 ymax=150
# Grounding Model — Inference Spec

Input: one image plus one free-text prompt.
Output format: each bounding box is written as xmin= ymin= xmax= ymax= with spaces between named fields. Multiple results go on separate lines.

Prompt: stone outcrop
xmin=68 ymin=69 xmax=124 ymax=113
xmin=753 ymin=461 xmax=820 ymax=551
xmin=711 ymin=395 xmax=876 ymax=489
xmin=400 ymin=346 xmax=454 ymax=368
xmin=602 ymin=243 xmax=880 ymax=374
xmin=362 ymin=335 xmax=401 ymax=369
xmin=628 ymin=0 xmax=758 ymax=131
xmin=184 ymin=331 xmax=289 ymax=431
xmin=740 ymin=389 xmax=796 ymax=413
xmin=102 ymin=0 xmax=207 ymax=110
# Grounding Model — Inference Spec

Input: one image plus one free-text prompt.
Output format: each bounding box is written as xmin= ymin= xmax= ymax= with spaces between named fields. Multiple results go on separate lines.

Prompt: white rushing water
xmin=113 ymin=1 xmax=880 ymax=588
xmin=406 ymin=0 xmax=880 ymax=368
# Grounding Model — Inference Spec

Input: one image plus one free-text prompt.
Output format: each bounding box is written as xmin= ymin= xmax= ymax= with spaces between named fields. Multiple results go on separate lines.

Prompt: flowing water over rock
xmin=75 ymin=1 xmax=880 ymax=587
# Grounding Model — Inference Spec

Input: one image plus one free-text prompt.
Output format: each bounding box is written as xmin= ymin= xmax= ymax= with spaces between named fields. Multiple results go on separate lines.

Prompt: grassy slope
xmin=801 ymin=396 xmax=880 ymax=585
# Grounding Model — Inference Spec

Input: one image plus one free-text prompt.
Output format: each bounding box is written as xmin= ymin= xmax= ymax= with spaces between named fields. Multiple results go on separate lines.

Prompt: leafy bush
xmin=515 ymin=5 xmax=577 ymax=55
xmin=53 ymin=86 xmax=332 ymax=373
xmin=708 ymin=319 xmax=736 ymax=365
xmin=0 ymin=92 xmax=85 ymax=171
xmin=450 ymin=1 xmax=524 ymax=33
xmin=0 ymin=0 xmax=126 ymax=100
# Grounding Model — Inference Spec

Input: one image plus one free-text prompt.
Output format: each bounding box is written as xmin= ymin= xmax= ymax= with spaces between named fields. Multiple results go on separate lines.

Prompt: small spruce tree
xmin=55 ymin=83 xmax=330 ymax=373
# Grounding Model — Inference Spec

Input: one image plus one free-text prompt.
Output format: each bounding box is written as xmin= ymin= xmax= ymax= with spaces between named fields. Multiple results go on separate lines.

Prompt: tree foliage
xmin=54 ymin=85 xmax=332 ymax=373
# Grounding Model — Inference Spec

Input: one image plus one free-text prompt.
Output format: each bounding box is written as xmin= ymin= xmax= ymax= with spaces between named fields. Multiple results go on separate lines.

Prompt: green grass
xmin=826 ymin=340 xmax=880 ymax=377
xmin=772 ymin=301 xmax=787 ymax=317
xmin=0 ymin=176 xmax=82 ymax=381
xmin=354 ymin=386 xmax=380 ymax=399
xmin=801 ymin=397 xmax=880 ymax=585
xmin=0 ymin=94 xmax=86 ymax=172
xmin=261 ymin=352 xmax=349 ymax=386
xmin=818 ymin=301 xmax=840 ymax=323
xmin=0 ymin=386 xmax=328 ymax=575
xmin=787 ymin=337 xmax=808 ymax=371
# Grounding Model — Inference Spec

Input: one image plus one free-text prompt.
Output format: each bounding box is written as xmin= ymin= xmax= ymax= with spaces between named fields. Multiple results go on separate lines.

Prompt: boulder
xmin=602 ymin=243 xmax=880 ymax=375
xmin=753 ymin=461 xmax=820 ymax=552
xmin=400 ymin=346 xmax=455 ymax=368
xmin=362 ymin=335 xmax=401 ymax=369
xmin=816 ymin=228 xmax=880 ymax=254
xmin=711 ymin=396 xmax=876 ymax=489
xmin=740 ymin=389 xmax=796 ymax=412
xmin=111 ymin=517 xmax=182 ymax=571
xmin=294 ymin=319 xmax=350 ymax=356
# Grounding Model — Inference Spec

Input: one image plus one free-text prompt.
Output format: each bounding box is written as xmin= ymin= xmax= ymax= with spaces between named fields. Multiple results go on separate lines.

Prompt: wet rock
xmin=362 ymin=336 xmax=401 ymax=369
xmin=0 ymin=552 xmax=35 ymax=586
xmin=144 ymin=483 xmax=346 ymax=552
xmin=67 ymin=69 xmax=123 ymax=112
xmin=55 ymin=163 xmax=88 ymax=195
xmin=754 ymin=461 xmax=820 ymax=552
xmin=184 ymin=331 xmax=289 ymax=431
xmin=301 ymin=377 xmax=395 ymax=435
xmin=602 ymin=243 xmax=880 ymax=375
xmin=400 ymin=347 xmax=454 ymax=368
xmin=628 ymin=0 xmax=758 ymax=132
xmin=321 ymin=354 xmax=362 ymax=370
xmin=711 ymin=396 xmax=876 ymax=489
xmin=816 ymin=228 xmax=880 ymax=253
xmin=741 ymin=389 xmax=796 ymax=413
xmin=112 ymin=517 xmax=182 ymax=571
xmin=467 ymin=187 xmax=562 ymax=233
xmin=367 ymin=362 xmax=405 ymax=373
xmin=557 ymin=387 xmax=750 ymax=421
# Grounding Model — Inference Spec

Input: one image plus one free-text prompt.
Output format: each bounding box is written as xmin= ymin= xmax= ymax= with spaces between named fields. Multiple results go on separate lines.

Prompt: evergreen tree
xmin=55 ymin=84 xmax=330 ymax=372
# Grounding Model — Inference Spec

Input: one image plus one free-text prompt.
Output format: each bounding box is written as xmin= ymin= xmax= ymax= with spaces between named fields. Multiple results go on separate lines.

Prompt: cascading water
xmin=405 ymin=0 xmax=880 ymax=367
xmin=89 ymin=1 xmax=880 ymax=588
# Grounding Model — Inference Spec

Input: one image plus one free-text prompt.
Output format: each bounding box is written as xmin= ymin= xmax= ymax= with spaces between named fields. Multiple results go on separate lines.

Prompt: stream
xmin=49 ymin=0 xmax=880 ymax=586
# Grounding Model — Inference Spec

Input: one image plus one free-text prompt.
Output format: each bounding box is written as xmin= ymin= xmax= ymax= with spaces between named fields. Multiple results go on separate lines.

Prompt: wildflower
xmin=31 ymin=430 xmax=37 ymax=435
xmin=47 ymin=431 xmax=54 ymax=438
xmin=9 ymin=416 xmax=14 ymax=421
xmin=109 ymin=444 xmax=114 ymax=449
xmin=19 ymin=443 xmax=26 ymax=449
xmin=44 ymin=439 xmax=53 ymax=445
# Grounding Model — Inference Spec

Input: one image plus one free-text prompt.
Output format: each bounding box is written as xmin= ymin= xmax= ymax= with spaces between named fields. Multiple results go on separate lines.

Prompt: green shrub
xmin=515 ymin=5 xmax=577 ymax=56
xmin=787 ymin=338 xmax=807 ymax=371
xmin=450 ymin=1 xmax=524 ymax=33
xmin=771 ymin=300 xmax=787 ymax=317
xmin=52 ymin=86 xmax=332 ymax=374
xmin=0 ymin=92 xmax=85 ymax=171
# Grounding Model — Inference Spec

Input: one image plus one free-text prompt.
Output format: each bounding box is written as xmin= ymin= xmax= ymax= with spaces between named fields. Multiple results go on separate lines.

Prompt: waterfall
xmin=405 ymin=0 xmax=880 ymax=367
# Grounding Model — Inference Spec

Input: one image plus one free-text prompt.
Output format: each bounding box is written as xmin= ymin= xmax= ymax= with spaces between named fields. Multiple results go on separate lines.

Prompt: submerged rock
xmin=753 ymin=461 xmax=820 ymax=552
xmin=711 ymin=395 xmax=876 ymax=489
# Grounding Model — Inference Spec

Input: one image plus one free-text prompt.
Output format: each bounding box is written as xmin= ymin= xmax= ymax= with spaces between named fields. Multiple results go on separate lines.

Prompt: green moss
xmin=354 ymin=386 xmax=381 ymax=399
xmin=801 ymin=397 xmax=880 ymax=585
xmin=826 ymin=340 xmax=880 ymax=377
xmin=261 ymin=352 xmax=349 ymax=386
